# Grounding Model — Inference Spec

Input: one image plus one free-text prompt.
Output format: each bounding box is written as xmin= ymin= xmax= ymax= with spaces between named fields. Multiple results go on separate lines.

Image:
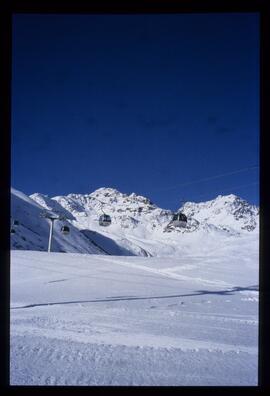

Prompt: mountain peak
xmin=216 ymin=193 xmax=238 ymax=200
xmin=181 ymin=194 xmax=258 ymax=233
xmin=90 ymin=187 xmax=126 ymax=198
xmin=89 ymin=188 xmax=155 ymax=207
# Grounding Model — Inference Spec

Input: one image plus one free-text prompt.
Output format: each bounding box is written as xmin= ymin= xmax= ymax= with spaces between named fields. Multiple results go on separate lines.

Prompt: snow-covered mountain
xmin=180 ymin=194 xmax=259 ymax=234
xmin=11 ymin=187 xmax=259 ymax=256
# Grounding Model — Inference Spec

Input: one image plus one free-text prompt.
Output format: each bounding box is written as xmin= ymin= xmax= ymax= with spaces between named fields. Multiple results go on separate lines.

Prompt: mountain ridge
xmin=11 ymin=187 xmax=259 ymax=256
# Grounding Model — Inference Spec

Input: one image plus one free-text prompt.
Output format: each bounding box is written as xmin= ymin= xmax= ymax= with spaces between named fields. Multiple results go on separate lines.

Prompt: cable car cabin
xmin=11 ymin=219 xmax=19 ymax=234
xmin=61 ymin=225 xmax=70 ymax=235
xmin=171 ymin=212 xmax=187 ymax=228
xmin=99 ymin=214 xmax=112 ymax=227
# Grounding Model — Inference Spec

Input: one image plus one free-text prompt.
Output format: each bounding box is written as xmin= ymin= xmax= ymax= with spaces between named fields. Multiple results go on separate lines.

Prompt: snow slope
xmin=10 ymin=188 xmax=103 ymax=255
xmin=10 ymin=237 xmax=258 ymax=386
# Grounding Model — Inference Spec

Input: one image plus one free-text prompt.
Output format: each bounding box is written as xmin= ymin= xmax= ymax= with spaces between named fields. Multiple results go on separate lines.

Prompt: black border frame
xmin=1 ymin=0 xmax=269 ymax=393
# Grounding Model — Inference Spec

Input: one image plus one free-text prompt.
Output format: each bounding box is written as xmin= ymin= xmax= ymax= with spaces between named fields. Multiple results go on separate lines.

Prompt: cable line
xmin=154 ymin=165 xmax=259 ymax=193
xmin=186 ymin=181 xmax=259 ymax=203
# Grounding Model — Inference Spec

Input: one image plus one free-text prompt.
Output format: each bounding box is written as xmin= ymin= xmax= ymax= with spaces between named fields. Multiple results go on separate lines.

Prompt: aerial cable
xmin=154 ymin=165 xmax=259 ymax=193
xmin=179 ymin=181 xmax=259 ymax=204
xmin=89 ymin=196 xmax=109 ymax=214
xmin=89 ymin=195 xmax=113 ymax=226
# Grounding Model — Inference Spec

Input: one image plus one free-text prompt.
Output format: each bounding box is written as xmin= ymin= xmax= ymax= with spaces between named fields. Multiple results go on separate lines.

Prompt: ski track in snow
xmin=95 ymin=256 xmax=233 ymax=287
xmin=10 ymin=250 xmax=258 ymax=386
xmin=10 ymin=335 xmax=257 ymax=386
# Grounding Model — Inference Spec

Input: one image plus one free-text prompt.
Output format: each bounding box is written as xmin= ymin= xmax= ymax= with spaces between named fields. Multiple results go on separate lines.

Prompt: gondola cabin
xmin=11 ymin=219 xmax=19 ymax=234
xmin=171 ymin=212 xmax=187 ymax=228
xmin=99 ymin=214 xmax=112 ymax=227
xmin=61 ymin=225 xmax=70 ymax=235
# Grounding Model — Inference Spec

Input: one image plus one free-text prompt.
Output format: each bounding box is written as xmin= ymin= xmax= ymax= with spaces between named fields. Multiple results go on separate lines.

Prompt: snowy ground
xmin=10 ymin=240 xmax=259 ymax=386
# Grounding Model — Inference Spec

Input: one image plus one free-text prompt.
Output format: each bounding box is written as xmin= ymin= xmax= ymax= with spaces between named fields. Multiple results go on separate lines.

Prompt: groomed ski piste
xmin=10 ymin=232 xmax=258 ymax=386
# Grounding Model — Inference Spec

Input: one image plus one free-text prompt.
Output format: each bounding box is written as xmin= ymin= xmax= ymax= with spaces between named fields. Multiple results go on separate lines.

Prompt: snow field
xmin=10 ymin=248 xmax=258 ymax=386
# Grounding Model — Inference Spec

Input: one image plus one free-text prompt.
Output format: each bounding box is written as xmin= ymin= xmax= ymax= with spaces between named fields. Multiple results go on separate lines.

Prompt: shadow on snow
xmin=11 ymin=285 xmax=258 ymax=310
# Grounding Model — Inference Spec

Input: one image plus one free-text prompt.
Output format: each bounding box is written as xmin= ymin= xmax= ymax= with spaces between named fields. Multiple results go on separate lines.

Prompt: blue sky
xmin=12 ymin=13 xmax=259 ymax=210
